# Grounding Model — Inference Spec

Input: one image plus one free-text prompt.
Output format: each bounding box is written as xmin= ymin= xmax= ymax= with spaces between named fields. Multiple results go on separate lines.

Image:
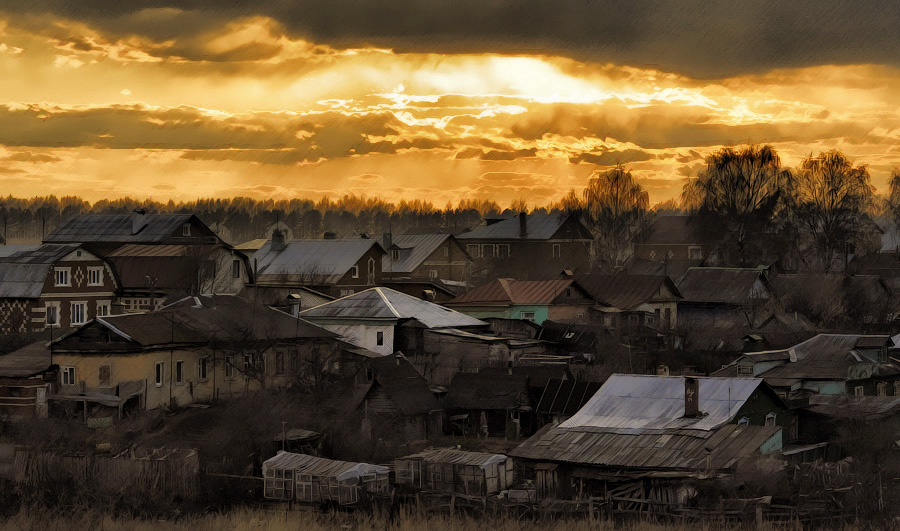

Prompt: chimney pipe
xmin=383 ymin=231 xmax=392 ymax=250
xmin=684 ymin=377 xmax=700 ymax=418
xmin=131 ymin=208 xmax=147 ymax=235
xmin=271 ymin=228 xmax=286 ymax=252
xmin=519 ymin=212 xmax=527 ymax=238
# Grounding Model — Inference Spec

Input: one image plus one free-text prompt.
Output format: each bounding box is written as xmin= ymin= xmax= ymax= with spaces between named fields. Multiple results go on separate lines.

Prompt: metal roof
xmin=577 ymin=274 xmax=682 ymax=310
xmin=107 ymin=244 xmax=195 ymax=257
xmin=0 ymin=244 xmax=40 ymax=258
xmin=678 ymin=267 xmax=770 ymax=305
xmin=44 ymin=214 xmax=197 ymax=244
xmin=559 ymin=374 xmax=766 ymax=432
xmin=756 ymin=334 xmax=898 ymax=381
xmin=254 ymin=239 xmax=384 ymax=285
xmin=0 ymin=244 xmax=86 ymax=298
xmin=299 ymin=287 xmax=485 ymax=328
xmin=536 ymin=379 xmax=603 ymax=416
xmin=397 ymin=448 xmax=507 ymax=469
xmin=263 ymin=451 xmax=388 ymax=481
xmin=380 ymin=233 xmax=452 ymax=273
xmin=805 ymin=395 xmax=900 ymax=420
xmin=457 ymin=213 xmax=590 ymax=241
xmin=0 ymin=341 xmax=51 ymax=377
xmin=447 ymin=278 xmax=582 ymax=306
xmin=510 ymin=423 xmax=781 ymax=471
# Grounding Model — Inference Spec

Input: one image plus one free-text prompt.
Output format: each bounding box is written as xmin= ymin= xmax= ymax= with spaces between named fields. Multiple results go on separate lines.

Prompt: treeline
xmin=0 ymin=195 xmax=544 ymax=245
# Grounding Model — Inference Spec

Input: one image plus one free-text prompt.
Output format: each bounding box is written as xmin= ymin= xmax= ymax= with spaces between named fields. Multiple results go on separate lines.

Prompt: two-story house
xmin=378 ymin=233 xmax=473 ymax=300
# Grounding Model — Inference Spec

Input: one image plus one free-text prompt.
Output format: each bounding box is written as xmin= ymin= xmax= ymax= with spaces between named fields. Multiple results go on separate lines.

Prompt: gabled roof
xmin=0 ymin=341 xmax=51 ymax=377
xmin=299 ymin=287 xmax=485 ymax=328
xmin=444 ymin=371 xmax=530 ymax=410
xmin=753 ymin=334 xmax=898 ymax=381
xmin=254 ymin=239 xmax=384 ymax=285
xmin=0 ymin=243 xmax=90 ymax=298
xmin=263 ymin=451 xmax=387 ymax=480
xmin=357 ymin=353 xmax=440 ymax=415
xmin=560 ymin=374 xmax=773 ymax=432
xmin=678 ymin=267 xmax=770 ymax=304
xmin=379 ymin=233 xmax=460 ymax=274
xmin=44 ymin=213 xmax=206 ymax=244
xmin=577 ymin=274 xmax=681 ymax=310
xmin=446 ymin=278 xmax=588 ymax=306
xmin=105 ymin=244 xmax=242 ymax=290
xmin=457 ymin=213 xmax=591 ymax=241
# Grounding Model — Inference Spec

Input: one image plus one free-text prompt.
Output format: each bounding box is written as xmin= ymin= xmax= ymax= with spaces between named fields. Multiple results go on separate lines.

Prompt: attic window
xmin=350 ymin=265 xmax=359 ymax=279
xmin=688 ymin=246 xmax=702 ymax=260
xmin=738 ymin=416 xmax=749 ymax=426
xmin=736 ymin=364 xmax=753 ymax=377
xmin=765 ymin=412 xmax=776 ymax=427
xmin=391 ymin=249 xmax=400 ymax=260
xmin=182 ymin=224 xmax=191 ymax=236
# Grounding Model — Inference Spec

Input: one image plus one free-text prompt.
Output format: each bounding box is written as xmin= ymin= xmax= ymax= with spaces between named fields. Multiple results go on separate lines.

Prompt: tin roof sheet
xmin=447 ymin=278 xmax=580 ymax=305
xmin=263 ymin=451 xmax=387 ymax=481
xmin=397 ymin=448 xmax=507 ymax=469
xmin=44 ymin=214 xmax=196 ymax=244
xmin=254 ymin=239 xmax=383 ymax=285
xmin=380 ymin=233 xmax=452 ymax=273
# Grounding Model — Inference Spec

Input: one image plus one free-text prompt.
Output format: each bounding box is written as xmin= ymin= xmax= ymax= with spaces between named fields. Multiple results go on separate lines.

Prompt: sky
xmin=1 ymin=1 xmax=900 ymax=207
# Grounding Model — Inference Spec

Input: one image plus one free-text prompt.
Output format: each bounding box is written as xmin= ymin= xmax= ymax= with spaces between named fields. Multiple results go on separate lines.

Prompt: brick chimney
xmin=271 ymin=228 xmax=286 ymax=252
xmin=684 ymin=377 xmax=700 ymax=418
xmin=131 ymin=209 xmax=147 ymax=235
xmin=519 ymin=212 xmax=527 ymax=237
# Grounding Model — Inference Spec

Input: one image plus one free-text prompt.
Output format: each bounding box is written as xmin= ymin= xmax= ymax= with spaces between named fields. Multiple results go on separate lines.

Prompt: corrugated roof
xmin=536 ymin=379 xmax=603 ymax=416
xmin=577 ymin=274 xmax=681 ymax=310
xmin=263 ymin=451 xmax=387 ymax=481
xmin=457 ymin=213 xmax=590 ymax=241
xmin=0 ymin=244 xmax=85 ymax=298
xmin=0 ymin=341 xmax=51 ymax=377
xmin=678 ymin=267 xmax=770 ymax=305
xmin=447 ymin=278 xmax=579 ymax=305
xmin=510 ymin=423 xmax=780 ymax=471
xmin=397 ymin=449 xmax=507 ymax=469
xmin=299 ymin=287 xmax=485 ymax=328
xmin=560 ymin=374 xmax=766 ymax=432
xmin=254 ymin=239 xmax=383 ymax=285
xmin=0 ymin=244 xmax=40 ymax=258
xmin=107 ymin=244 xmax=194 ymax=257
xmin=757 ymin=334 xmax=898 ymax=381
xmin=380 ymin=234 xmax=452 ymax=273
xmin=44 ymin=214 xmax=196 ymax=244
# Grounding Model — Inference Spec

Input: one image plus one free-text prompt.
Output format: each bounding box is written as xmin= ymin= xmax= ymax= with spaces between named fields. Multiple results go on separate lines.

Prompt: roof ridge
xmin=497 ymin=278 xmax=514 ymax=301
xmin=374 ymin=287 xmax=402 ymax=318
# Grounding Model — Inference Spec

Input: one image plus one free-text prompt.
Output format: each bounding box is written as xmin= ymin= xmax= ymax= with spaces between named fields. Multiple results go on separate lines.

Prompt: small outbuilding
xmin=263 ymin=451 xmax=389 ymax=505
xmin=393 ymin=448 xmax=512 ymax=496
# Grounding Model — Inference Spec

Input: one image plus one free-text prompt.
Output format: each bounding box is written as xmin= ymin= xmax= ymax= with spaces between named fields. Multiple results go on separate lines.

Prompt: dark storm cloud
xmin=4 ymin=0 xmax=900 ymax=77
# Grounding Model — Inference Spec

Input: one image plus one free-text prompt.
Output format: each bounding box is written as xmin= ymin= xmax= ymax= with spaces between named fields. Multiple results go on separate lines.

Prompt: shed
xmin=394 ymin=449 xmax=512 ymax=495
xmin=263 ymin=451 xmax=389 ymax=505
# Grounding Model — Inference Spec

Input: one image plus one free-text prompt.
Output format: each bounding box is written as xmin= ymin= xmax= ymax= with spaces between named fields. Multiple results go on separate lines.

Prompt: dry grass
xmin=0 ymin=507 xmax=866 ymax=531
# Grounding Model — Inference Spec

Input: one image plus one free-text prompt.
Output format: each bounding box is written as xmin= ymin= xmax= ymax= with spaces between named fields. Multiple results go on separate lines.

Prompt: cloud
xmin=568 ymin=148 xmax=655 ymax=165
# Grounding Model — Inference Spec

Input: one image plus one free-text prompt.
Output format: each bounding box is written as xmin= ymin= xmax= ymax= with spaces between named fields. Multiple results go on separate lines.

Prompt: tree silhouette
xmin=581 ymin=165 xmax=649 ymax=271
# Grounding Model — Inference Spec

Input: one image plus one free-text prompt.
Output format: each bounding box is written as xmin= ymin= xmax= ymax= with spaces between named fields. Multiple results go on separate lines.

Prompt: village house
xmin=250 ymin=231 xmax=386 ymax=301
xmin=45 ymin=294 xmax=340 ymax=412
xmin=628 ymin=215 xmax=713 ymax=278
xmin=577 ymin=273 xmax=682 ymax=331
xmin=510 ymin=374 xmax=789 ymax=501
xmin=444 ymin=278 xmax=596 ymax=325
xmin=457 ymin=213 xmax=593 ymax=280
xmin=0 ymin=244 xmax=118 ymax=333
xmin=378 ymin=232 xmax=473 ymax=293
xmin=712 ymin=334 xmax=900 ymax=400
xmin=105 ymin=243 xmax=252 ymax=313
xmin=0 ymin=342 xmax=53 ymax=420
xmin=350 ymin=352 xmax=443 ymax=441
xmin=532 ymin=378 xmax=603 ymax=426
xmin=297 ymin=286 xmax=486 ymax=356
xmin=444 ymin=371 xmax=533 ymax=438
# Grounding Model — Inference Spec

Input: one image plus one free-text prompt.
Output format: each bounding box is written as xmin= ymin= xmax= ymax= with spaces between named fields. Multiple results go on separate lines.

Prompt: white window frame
xmin=737 ymin=364 xmax=753 ymax=377
xmin=854 ymin=386 xmax=864 ymax=397
xmin=96 ymin=300 xmax=111 ymax=317
xmin=765 ymin=412 xmax=777 ymax=427
xmin=175 ymin=360 xmax=184 ymax=385
xmin=155 ymin=361 xmax=165 ymax=387
xmin=54 ymin=267 xmax=71 ymax=287
xmin=552 ymin=244 xmax=561 ymax=258
xmin=62 ymin=366 xmax=76 ymax=386
xmin=376 ymin=331 xmax=384 ymax=346
xmin=877 ymin=382 xmax=886 ymax=397
xmin=232 ymin=259 xmax=241 ymax=279
xmin=198 ymin=357 xmax=209 ymax=381
xmin=87 ymin=266 xmax=104 ymax=286
xmin=350 ymin=265 xmax=359 ymax=278
xmin=45 ymin=302 xmax=61 ymax=327
xmin=521 ymin=311 xmax=536 ymax=322
xmin=340 ymin=289 xmax=354 ymax=297
xmin=70 ymin=301 xmax=87 ymax=326
xmin=466 ymin=244 xmax=480 ymax=258
xmin=429 ymin=270 xmax=438 ymax=280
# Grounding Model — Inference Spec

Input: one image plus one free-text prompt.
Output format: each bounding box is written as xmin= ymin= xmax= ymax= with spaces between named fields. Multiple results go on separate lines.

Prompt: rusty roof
xmin=678 ymin=267 xmax=771 ymax=305
xmin=447 ymin=278 xmax=588 ymax=306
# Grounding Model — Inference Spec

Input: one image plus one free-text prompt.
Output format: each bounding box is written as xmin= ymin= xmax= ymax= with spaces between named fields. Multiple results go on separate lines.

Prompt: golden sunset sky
xmin=1 ymin=1 xmax=900 ymax=207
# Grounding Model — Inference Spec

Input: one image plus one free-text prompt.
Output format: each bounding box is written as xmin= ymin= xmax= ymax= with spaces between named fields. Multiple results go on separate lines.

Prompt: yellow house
xmin=49 ymin=295 xmax=340 ymax=413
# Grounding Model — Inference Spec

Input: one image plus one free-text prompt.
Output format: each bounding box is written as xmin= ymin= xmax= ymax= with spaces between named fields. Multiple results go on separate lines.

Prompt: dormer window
xmin=391 ymin=249 xmax=400 ymax=261
xmin=737 ymin=363 xmax=753 ymax=376
xmin=182 ymin=224 xmax=191 ymax=236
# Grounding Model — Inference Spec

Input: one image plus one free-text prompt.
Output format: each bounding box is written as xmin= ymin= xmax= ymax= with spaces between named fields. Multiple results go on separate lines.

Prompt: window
xmin=87 ymin=266 xmax=104 ymax=286
xmin=340 ymin=289 xmax=354 ymax=297
xmin=481 ymin=244 xmax=495 ymax=258
xmin=350 ymin=265 xmax=359 ymax=278
xmin=155 ymin=362 xmax=165 ymax=387
xmin=442 ymin=246 xmax=449 ymax=258
xmin=365 ymin=368 xmax=374 ymax=381
xmin=497 ymin=244 xmax=510 ymax=258
xmin=243 ymin=354 xmax=252 ymax=371
xmin=429 ymin=270 xmax=438 ymax=280
xmin=629 ymin=314 xmax=640 ymax=325
xmin=96 ymin=300 xmax=110 ymax=317
xmin=198 ymin=357 xmax=209 ymax=381
xmin=390 ymin=249 xmax=400 ymax=260
xmin=522 ymin=311 xmax=536 ymax=322
xmin=688 ymin=246 xmax=703 ymax=260
xmin=552 ymin=244 xmax=561 ymax=258
xmin=62 ymin=366 xmax=76 ymax=386
xmin=54 ymin=267 xmax=71 ymax=287
xmin=878 ymin=382 xmax=887 ymax=396
xmin=376 ymin=331 xmax=384 ymax=346
xmin=664 ymin=308 xmax=672 ymax=329
xmin=765 ymin=412 xmax=776 ymax=427
xmin=175 ymin=361 xmax=184 ymax=385
xmin=466 ymin=244 xmax=480 ymax=258
xmin=232 ymin=259 xmax=241 ymax=278
xmin=737 ymin=416 xmax=749 ymax=426
xmin=737 ymin=364 xmax=754 ymax=376
xmin=565 ymin=288 xmax=572 ymax=298
xmin=274 ymin=351 xmax=284 ymax=375
xmin=45 ymin=302 xmax=60 ymax=327
xmin=182 ymin=223 xmax=191 ymax=236
xmin=367 ymin=258 xmax=375 ymax=284
xmin=70 ymin=301 xmax=87 ymax=326
xmin=854 ymin=386 xmax=864 ymax=396
xmin=225 ymin=355 xmax=235 ymax=379
xmin=99 ymin=365 xmax=110 ymax=386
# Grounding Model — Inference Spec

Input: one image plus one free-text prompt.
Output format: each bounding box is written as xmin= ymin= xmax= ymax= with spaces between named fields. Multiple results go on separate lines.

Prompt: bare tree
xmin=582 ymin=165 xmax=649 ymax=271
xmin=884 ymin=168 xmax=900 ymax=233
xmin=788 ymin=150 xmax=877 ymax=272
xmin=681 ymin=145 xmax=791 ymax=266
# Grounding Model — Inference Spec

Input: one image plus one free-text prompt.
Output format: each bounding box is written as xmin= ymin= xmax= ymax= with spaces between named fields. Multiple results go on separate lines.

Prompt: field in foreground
xmin=0 ymin=507 xmax=857 ymax=531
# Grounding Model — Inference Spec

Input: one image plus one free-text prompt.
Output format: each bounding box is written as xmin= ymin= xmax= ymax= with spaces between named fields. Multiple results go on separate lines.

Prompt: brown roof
xmin=678 ymin=267 xmax=770 ymax=305
xmin=577 ymin=274 xmax=681 ymax=310
xmin=0 ymin=342 xmax=51 ymax=378
xmin=447 ymin=278 xmax=587 ymax=306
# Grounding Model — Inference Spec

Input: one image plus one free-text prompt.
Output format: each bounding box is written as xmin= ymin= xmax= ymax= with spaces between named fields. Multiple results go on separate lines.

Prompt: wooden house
xmin=263 ymin=451 xmax=389 ymax=506
xmin=444 ymin=278 xmax=596 ymax=325
xmin=577 ymin=274 xmax=682 ymax=331
xmin=379 ymin=232 xmax=472 ymax=287
xmin=393 ymin=449 xmax=512 ymax=496
xmin=444 ymin=371 xmax=533 ymax=438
